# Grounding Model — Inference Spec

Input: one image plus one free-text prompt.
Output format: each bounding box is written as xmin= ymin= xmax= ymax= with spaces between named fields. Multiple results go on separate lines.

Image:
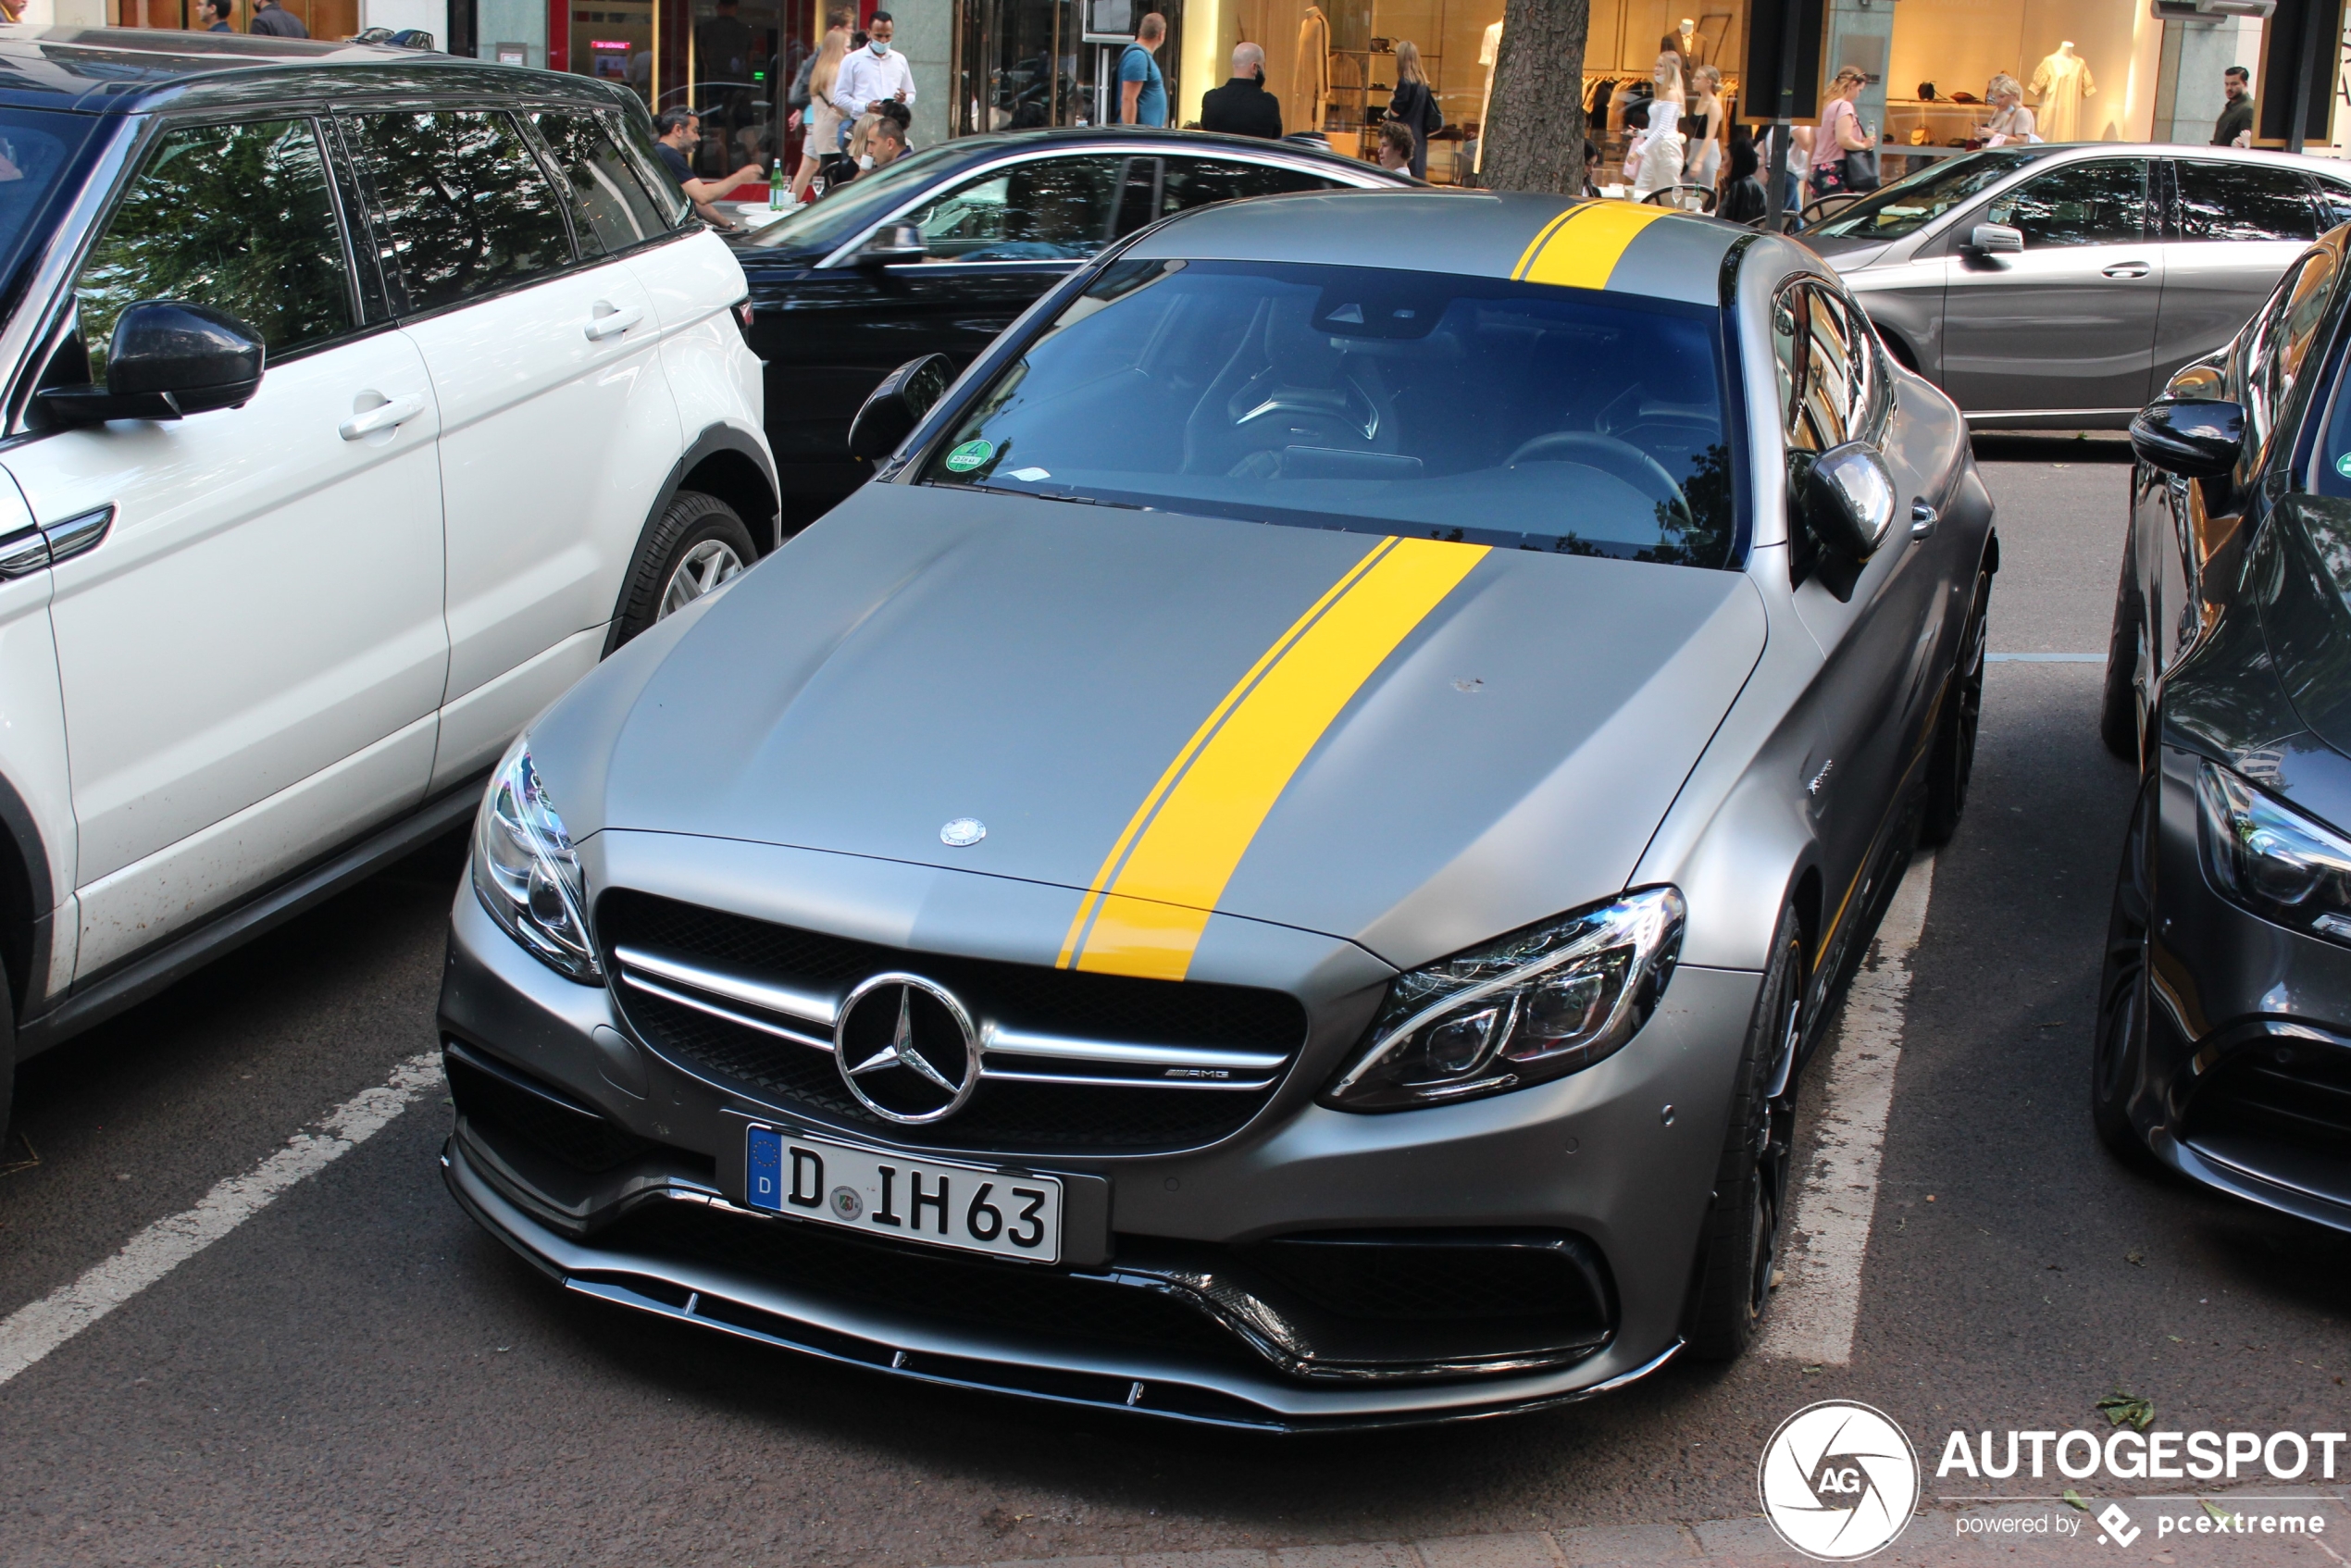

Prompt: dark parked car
xmin=2098 ymin=218 xmax=2351 ymax=1229
xmin=729 ymin=129 xmax=1412 ymax=511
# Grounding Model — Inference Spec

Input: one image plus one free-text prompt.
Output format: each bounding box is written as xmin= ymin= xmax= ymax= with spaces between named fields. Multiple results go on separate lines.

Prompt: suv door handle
xmin=2102 ymin=262 xmax=2151 ymax=280
xmin=1910 ymin=500 xmax=1940 ymax=540
xmin=584 ymin=305 xmax=645 ymax=341
xmin=338 ymin=393 xmax=428 ymax=442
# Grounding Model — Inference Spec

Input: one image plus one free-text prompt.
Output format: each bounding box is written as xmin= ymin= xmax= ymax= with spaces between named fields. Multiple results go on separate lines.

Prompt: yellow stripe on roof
xmin=1062 ymin=536 xmax=1489 ymax=982
xmin=1513 ymin=201 xmax=1674 ymax=291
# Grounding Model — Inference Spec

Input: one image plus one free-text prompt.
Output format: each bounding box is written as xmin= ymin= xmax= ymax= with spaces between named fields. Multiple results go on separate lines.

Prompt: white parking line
xmin=0 ymin=1050 xmax=442 ymax=1385
xmin=1761 ymin=853 xmax=1937 ymax=1366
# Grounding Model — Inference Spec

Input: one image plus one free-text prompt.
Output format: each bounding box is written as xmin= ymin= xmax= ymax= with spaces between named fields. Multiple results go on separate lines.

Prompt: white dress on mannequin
xmin=1292 ymin=4 xmax=1330 ymax=133
xmin=1474 ymin=19 xmax=1501 ymax=173
xmin=2028 ymin=46 xmax=2096 ymax=143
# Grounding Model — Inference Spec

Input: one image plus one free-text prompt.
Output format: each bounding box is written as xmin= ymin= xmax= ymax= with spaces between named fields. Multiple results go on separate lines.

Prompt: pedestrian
xmin=1799 ymin=66 xmax=1872 ymax=200
xmin=1200 ymin=42 xmax=1283 ymax=138
xmin=1115 ymin=11 xmax=1168 ymax=128
xmin=1981 ymin=73 xmax=2036 ymax=144
xmin=2213 ymin=65 xmax=2255 ymax=147
xmin=205 ymin=0 xmax=234 ymax=31
xmin=1626 ymin=51 xmax=1686 ymax=200
xmin=653 ymin=106 xmax=764 ymax=230
xmin=247 ymin=0 xmax=307 ymax=38
xmin=790 ymin=17 xmax=851 ymax=201
xmin=1686 ymin=64 xmax=1724 ymax=190
xmin=833 ymin=11 xmax=915 ymax=126
xmin=1382 ymin=41 xmax=1439 ymax=179
xmin=1583 ymin=139 xmax=1603 ymax=196
xmin=1374 ymin=118 xmax=1413 ymax=172
xmin=1718 ymin=130 xmax=1768 ymax=224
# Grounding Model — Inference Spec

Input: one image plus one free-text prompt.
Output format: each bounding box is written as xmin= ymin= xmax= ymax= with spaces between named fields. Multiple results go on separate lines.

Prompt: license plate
xmin=743 ymin=1125 xmax=1063 ymax=1264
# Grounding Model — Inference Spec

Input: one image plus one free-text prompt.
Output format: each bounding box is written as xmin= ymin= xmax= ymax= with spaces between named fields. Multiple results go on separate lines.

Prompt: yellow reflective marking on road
xmin=1061 ymin=536 xmax=1489 ymax=981
xmin=1514 ymin=201 xmax=1673 ymax=291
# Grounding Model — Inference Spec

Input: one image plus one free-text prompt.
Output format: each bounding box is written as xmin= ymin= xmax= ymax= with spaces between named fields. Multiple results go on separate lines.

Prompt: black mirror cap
xmin=1794 ymin=441 xmax=1898 ymax=562
xmin=847 ymin=353 xmax=957 ymax=463
xmin=853 ymin=222 xmax=929 ymax=267
xmin=2131 ymin=396 xmax=2244 ymax=479
xmin=39 ymin=301 xmax=265 ymax=426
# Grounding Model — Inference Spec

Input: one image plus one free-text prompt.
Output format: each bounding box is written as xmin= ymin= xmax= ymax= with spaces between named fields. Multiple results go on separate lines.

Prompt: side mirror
xmin=852 ymin=222 xmax=928 ymax=267
xmin=1793 ymin=441 xmax=1898 ymax=561
xmin=1969 ymin=222 xmax=2024 ymax=255
xmin=40 ymin=301 xmax=264 ymax=425
xmin=2129 ymin=397 xmax=2244 ymax=479
xmin=847 ymin=353 xmax=956 ymax=463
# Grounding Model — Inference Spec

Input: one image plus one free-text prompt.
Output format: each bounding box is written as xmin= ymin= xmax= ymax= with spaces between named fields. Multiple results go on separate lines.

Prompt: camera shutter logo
xmin=1758 ymin=1400 xmax=1922 ymax=1561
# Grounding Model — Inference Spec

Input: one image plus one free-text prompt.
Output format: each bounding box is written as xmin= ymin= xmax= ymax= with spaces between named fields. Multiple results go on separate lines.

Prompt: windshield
xmin=746 ymin=143 xmax=965 ymax=259
xmin=1810 ymin=149 xmax=2046 ymax=242
xmin=0 ymin=109 xmax=100 ymax=308
xmin=921 ymin=259 xmax=1737 ymax=567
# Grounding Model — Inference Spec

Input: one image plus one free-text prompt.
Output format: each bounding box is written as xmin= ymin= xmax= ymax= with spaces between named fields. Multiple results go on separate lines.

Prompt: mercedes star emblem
xmin=833 ymin=971 xmax=981 ymax=1124
xmin=939 ymin=816 xmax=987 ymax=847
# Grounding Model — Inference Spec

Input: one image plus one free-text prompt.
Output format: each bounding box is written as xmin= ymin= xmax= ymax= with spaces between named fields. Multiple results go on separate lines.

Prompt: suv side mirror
xmin=852 ymin=222 xmax=928 ymax=267
xmin=2130 ymin=396 xmax=2244 ymax=479
xmin=39 ymin=301 xmax=264 ymax=425
xmin=1969 ymin=222 xmax=2024 ymax=255
xmin=847 ymin=353 xmax=956 ymax=463
xmin=1793 ymin=441 xmax=1898 ymax=561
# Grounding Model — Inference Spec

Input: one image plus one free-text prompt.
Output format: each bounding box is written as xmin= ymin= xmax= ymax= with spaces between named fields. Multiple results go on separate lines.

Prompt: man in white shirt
xmin=833 ymin=11 xmax=916 ymax=122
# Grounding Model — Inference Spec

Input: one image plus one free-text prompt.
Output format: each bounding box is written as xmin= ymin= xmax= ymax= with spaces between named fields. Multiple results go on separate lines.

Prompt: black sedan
xmin=728 ymin=129 xmax=1411 ymax=512
xmin=2098 ymin=218 xmax=2351 ymax=1228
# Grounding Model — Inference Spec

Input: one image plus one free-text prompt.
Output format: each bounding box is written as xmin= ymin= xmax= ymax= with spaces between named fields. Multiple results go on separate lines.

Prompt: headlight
xmin=1323 ymin=887 xmax=1686 ymax=1113
xmin=473 ymin=740 xmax=602 ymax=982
xmin=2196 ymin=761 xmax=2351 ymax=945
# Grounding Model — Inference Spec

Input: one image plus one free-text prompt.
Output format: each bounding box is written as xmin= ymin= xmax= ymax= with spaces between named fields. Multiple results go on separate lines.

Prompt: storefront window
xmin=104 ymin=0 xmax=360 ymax=33
xmin=555 ymin=0 xmax=811 ymax=182
xmin=957 ymin=0 xmax=1183 ymax=134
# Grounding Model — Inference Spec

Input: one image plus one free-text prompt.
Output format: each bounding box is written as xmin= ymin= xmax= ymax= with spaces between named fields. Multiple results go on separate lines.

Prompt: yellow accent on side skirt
xmin=1513 ymin=201 xmax=1673 ymax=291
xmin=1060 ymin=536 xmax=1490 ymax=981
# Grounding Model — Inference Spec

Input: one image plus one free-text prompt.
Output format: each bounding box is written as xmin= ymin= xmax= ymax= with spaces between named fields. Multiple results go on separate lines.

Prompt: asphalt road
xmin=4 ymin=437 xmax=2347 ymax=1567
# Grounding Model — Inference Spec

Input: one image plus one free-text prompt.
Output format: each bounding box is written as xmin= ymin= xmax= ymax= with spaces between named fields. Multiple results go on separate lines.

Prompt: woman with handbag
xmin=1383 ymin=41 xmax=1442 ymax=180
xmin=1802 ymin=67 xmax=1875 ymax=199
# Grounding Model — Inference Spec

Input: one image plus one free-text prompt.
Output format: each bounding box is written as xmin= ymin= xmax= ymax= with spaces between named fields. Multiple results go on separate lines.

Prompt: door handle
xmin=338 ymin=393 xmax=428 ymax=442
xmin=1910 ymin=500 xmax=1940 ymax=540
xmin=2102 ymin=262 xmax=2151 ymax=280
xmin=583 ymin=305 xmax=645 ymax=341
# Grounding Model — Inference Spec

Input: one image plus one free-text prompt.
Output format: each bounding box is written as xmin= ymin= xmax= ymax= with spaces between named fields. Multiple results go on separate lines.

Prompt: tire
xmin=0 ymin=962 xmax=16 ymax=1151
xmin=1918 ymin=564 xmax=1990 ymax=848
xmin=2092 ymin=774 xmax=2163 ymax=1170
xmin=2100 ymin=544 xmax=2144 ymax=762
xmin=1686 ymin=907 xmax=1806 ymax=1362
xmin=611 ymin=491 xmax=757 ymax=649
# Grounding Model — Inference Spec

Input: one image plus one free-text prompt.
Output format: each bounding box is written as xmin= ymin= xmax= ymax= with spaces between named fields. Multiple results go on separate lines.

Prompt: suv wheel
xmin=613 ymin=491 xmax=756 ymax=648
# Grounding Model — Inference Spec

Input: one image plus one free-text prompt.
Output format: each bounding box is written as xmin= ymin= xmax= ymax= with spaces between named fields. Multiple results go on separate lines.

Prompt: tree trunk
xmin=1480 ymin=0 xmax=1590 ymax=195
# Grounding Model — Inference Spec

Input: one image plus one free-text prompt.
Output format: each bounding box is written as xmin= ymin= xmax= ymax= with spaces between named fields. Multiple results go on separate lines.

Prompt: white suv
xmin=0 ymin=31 xmax=777 ymax=1130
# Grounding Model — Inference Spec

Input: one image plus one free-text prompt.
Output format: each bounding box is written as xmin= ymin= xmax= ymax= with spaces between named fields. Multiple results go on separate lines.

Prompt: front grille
xmin=1241 ymin=1231 xmax=1613 ymax=1325
xmin=444 ymin=1042 xmax=656 ymax=1173
xmin=2184 ymin=1041 xmax=2351 ymax=1188
xmin=598 ymin=890 xmax=1309 ymax=1154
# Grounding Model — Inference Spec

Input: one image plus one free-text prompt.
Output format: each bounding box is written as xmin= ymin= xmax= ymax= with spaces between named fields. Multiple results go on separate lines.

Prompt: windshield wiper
xmin=955 ymin=480 xmax=1148 ymax=513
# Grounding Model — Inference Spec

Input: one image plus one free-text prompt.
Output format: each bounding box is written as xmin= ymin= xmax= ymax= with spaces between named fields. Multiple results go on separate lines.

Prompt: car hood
xmin=545 ymin=483 xmax=1766 ymax=974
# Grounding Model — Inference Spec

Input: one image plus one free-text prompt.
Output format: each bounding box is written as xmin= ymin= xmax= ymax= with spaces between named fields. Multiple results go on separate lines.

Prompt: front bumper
xmin=438 ymin=841 xmax=1762 ymax=1426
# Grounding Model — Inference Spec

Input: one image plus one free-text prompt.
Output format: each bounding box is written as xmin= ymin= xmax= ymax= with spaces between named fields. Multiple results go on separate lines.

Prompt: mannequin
xmin=2027 ymin=41 xmax=2096 ymax=143
xmin=1661 ymin=18 xmax=1707 ymax=71
xmin=1293 ymin=2 xmax=1331 ymax=134
xmin=1474 ymin=17 xmax=1502 ymax=173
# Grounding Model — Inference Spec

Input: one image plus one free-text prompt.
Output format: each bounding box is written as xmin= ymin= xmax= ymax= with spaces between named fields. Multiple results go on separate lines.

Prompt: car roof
xmin=1974 ymin=140 xmax=2351 ymax=178
xmin=0 ymin=25 xmax=620 ymax=114
xmin=883 ymin=125 xmax=1415 ymax=184
xmin=1123 ymin=189 xmax=1743 ymax=307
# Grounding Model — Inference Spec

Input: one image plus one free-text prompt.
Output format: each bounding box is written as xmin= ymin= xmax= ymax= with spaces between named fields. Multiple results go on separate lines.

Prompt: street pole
xmin=2289 ymin=0 xmax=2327 ymax=153
xmin=1764 ymin=0 xmax=1802 ymax=232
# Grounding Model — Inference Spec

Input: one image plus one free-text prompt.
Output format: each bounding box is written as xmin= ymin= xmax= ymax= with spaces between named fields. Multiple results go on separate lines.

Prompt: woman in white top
xmin=790 ymin=24 xmax=851 ymax=201
xmin=1627 ymin=51 xmax=1686 ymax=199
xmin=1981 ymin=73 xmax=2037 ymax=145
xmin=1687 ymin=64 xmax=1724 ymax=191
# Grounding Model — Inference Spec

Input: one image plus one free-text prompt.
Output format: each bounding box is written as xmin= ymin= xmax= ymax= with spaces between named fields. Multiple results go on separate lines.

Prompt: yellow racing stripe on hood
xmin=1060 ymin=535 xmax=1489 ymax=981
xmin=1512 ymin=201 xmax=1673 ymax=291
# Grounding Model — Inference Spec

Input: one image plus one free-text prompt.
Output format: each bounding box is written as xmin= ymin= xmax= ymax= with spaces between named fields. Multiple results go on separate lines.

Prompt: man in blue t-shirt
xmin=1116 ymin=11 xmax=1168 ymax=128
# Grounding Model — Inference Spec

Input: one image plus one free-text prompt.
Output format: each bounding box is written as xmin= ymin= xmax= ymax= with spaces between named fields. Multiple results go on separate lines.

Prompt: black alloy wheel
xmin=2092 ymin=773 xmax=2161 ymax=1168
xmin=1687 ymin=907 xmax=1806 ymax=1361
xmin=1919 ymin=565 xmax=1990 ymax=847
xmin=2099 ymin=543 xmax=2145 ymax=762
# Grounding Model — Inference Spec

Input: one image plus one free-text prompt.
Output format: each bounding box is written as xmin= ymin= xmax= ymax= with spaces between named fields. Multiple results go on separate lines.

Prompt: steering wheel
xmin=1504 ymin=431 xmax=1690 ymax=517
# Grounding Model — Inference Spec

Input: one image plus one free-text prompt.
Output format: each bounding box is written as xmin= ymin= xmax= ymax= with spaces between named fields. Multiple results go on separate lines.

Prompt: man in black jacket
xmin=248 ymin=0 xmax=308 ymax=37
xmin=1200 ymin=43 xmax=1283 ymax=139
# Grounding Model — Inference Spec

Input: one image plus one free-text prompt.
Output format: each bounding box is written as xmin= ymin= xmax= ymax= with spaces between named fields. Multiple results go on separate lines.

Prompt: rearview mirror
xmin=1793 ymin=441 xmax=1897 ymax=562
xmin=852 ymin=222 xmax=928 ymax=267
xmin=2129 ymin=396 xmax=2243 ymax=479
xmin=39 ymin=300 xmax=264 ymax=425
xmin=1969 ymin=223 xmax=2024 ymax=255
xmin=847 ymin=353 xmax=956 ymax=463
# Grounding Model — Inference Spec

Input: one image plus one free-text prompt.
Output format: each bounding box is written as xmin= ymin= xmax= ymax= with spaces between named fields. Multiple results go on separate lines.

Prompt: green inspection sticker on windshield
xmin=944 ymin=440 xmax=995 ymax=473
xmin=2335 ymin=452 xmax=2351 ymax=479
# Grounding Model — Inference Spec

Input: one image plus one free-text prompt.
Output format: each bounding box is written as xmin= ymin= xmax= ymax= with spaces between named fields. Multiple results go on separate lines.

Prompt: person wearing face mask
xmin=832 ymin=11 xmax=916 ymax=126
xmin=1200 ymin=41 xmax=1284 ymax=138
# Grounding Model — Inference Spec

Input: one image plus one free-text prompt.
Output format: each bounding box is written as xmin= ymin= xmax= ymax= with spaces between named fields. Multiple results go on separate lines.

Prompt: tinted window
xmin=2176 ymin=159 xmax=2319 ymax=243
xmin=343 ymin=110 xmax=573 ymax=314
xmin=2254 ymin=251 xmax=2340 ymax=467
xmin=1773 ymin=282 xmax=1862 ymax=454
xmin=530 ymin=110 xmax=670 ymax=255
xmin=0 ymin=108 xmax=98 ymax=307
xmin=921 ymin=259 xmax=1735 ymax=567
xmin=1987 ymin=159 xmax=2148 ymax=248
xmin=743 ymin=142 xmax=965 ymax=260
xmin=1157 ymin=156 xmax=1337 ymax=217
xmin=605 ymin=107 xmax=694 ymax=230
xmin=900 ymin=156 xmax=1125 ymax=259
xmin=2320 ymin=180 xmax=2351 ymax=232
xmin=75 ymin=118 xmax=351 ymax=376
xmin=1810 ymin=148 xmax=2046 ymax=242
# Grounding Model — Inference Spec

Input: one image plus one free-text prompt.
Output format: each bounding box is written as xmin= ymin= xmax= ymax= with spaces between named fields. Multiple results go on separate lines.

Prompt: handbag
xmin=1840 ymin=139 xmax=1880 ymax=192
